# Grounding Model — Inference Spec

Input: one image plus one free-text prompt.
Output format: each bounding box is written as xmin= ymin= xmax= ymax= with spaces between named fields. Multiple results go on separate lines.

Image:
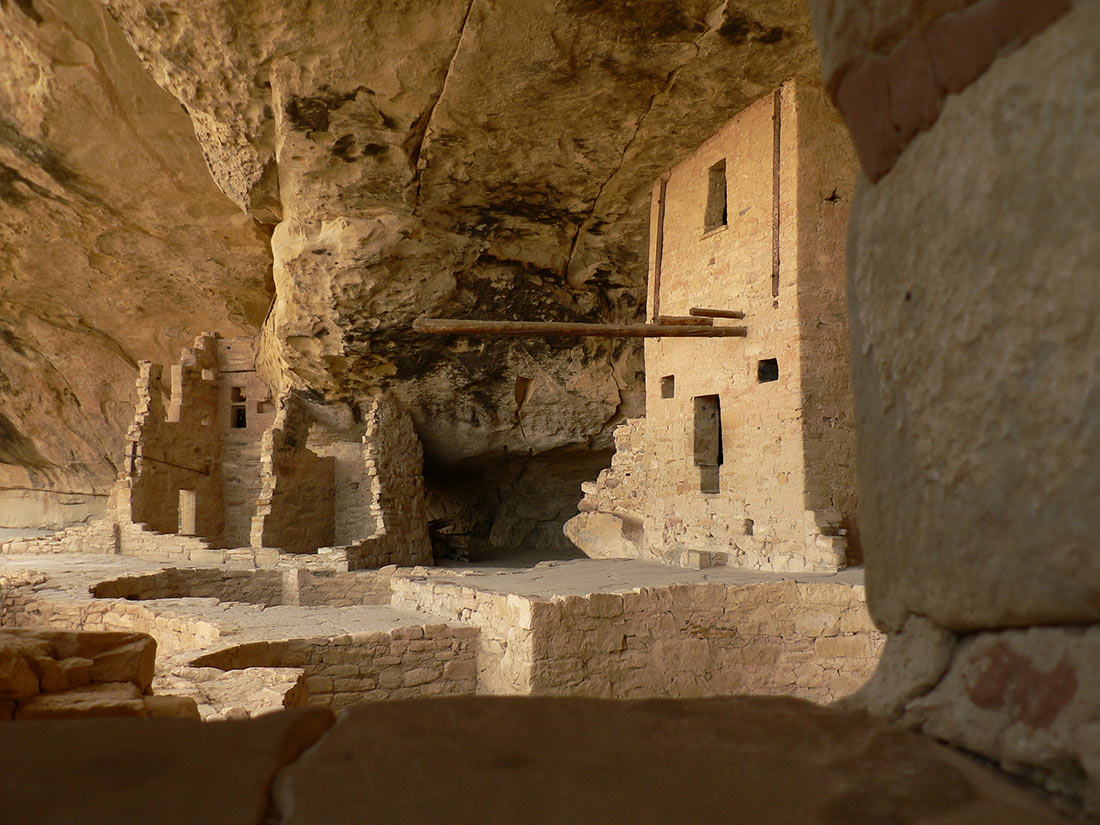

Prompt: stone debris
xmin=0 ymin=626 xmax=199 ymax=721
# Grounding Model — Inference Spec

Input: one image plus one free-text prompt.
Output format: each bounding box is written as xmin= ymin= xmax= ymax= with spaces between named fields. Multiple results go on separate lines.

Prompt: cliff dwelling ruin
xmin=0 ymin=0 xmax=1095 ymax=822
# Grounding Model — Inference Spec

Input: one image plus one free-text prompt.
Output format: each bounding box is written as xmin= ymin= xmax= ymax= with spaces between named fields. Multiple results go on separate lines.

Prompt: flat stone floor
xmin=0 ymin=554 xmax=448 ymax=647
xmin=429 ymin=557 xmax=865 ymax=598
xmin=0 ymin=553 xmax=868 ymax=653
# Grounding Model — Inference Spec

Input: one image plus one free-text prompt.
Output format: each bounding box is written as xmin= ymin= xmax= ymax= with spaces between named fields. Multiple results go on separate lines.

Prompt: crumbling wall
xmin=345 ymin=394 xmax=433 ymax=568
xmin=250 ymin=397 xmax=336 ymax=554
xmin=114 ymin=335 xmax=225 ymax=543
xmin=217 ymin=338 xmax=275 ymax=549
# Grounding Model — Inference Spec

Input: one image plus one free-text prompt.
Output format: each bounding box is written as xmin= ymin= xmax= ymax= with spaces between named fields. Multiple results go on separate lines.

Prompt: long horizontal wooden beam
xmin=689 ymin=307 xmax=745 ymax=319
xmin=657 ymin=314 xmax=713 ymax=326
xmin=412 ymin=318 xmax=747 ymax=338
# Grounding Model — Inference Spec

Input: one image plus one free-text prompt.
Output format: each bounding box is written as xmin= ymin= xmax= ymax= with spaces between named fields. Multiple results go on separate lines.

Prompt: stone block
xmin=144 ymin=695 xmax=201 ymax=720
xmin=15 ymin=682 xmax=148 ymax=719
xmin=849 ymin=2 xmax=1100 ymax=632
xmin=0 ymin=645 xmax=39 ymax=701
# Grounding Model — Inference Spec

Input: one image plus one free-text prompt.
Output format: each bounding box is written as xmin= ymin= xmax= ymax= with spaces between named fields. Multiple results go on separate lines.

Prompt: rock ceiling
xmin=0 ymin=0 xmax=821 ymax=496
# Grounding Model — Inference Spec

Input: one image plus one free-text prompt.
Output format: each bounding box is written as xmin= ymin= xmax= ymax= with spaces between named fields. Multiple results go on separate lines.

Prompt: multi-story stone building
xmin=567 ymin=79 xmax=860 ymax=573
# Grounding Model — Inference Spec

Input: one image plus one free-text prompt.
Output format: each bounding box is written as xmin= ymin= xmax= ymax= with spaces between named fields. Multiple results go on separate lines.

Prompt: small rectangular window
xmin=661 ymin=375 xmax=675 ymax=399
xmin=758 ymin=358 xmax=779 ymax=383
xmin=704 ymin=160 xmax=727 ymax=233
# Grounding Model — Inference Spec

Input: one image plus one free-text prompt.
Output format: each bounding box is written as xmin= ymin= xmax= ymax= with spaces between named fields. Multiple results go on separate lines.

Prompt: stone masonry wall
xmin=391 ymin=577 xmax=533 ymax=694
xmin=530 ymin=580 xmax=880 ymax=701
xmin=0 ymin=521 xmax=117 ymax=556
xmin=1 ymin=573 xmax=222 ymax=655
xmin=344 ymin=394 xmax=433 ymax=569
xmin=217 ymin=338 xmax=276 ymax=549
xmin=88 ymin=567 xmax=392 ymax=608
xmin=189 ymin=626 xmax=478 ymax=710
xmin=392 ymin=574 xmax=883 ymax=702
xmin=115 ymin=335 xmax=225 ymax=542
xmin=573 ymin=79 xmax=858 ymax=574
xmin=250 ymin=396 xmax=336 ymax=554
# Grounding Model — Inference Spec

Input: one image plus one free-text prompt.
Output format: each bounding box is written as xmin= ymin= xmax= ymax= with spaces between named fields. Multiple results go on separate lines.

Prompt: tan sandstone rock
xmin=843 ymin=1 xmax=1100 ymax=632
xmin=0 ymin=707 xmax=334 ymax=825
xmin=14 ymin=681 xmax=148 ymax=719
xmin=274 ymin=696 xmax=1071 ymax=824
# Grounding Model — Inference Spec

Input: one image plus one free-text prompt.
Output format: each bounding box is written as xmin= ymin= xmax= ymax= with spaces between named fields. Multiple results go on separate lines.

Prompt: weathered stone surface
xmin=274 ymin=696 xmax=1071 ymax=824
xmin=0 ymin=0 xmax=272 ymax=524
xmin=809 ymin=0 xmax=1071 ymax=179
xmin=0 ymin=628 xmax=156 ymax=692
xmin=45 ymin=630 xmax=156 ymax=692
xmin=153 ymin=665 xmax=307 ymax=721
xmin=0 ymin=643 xmax=39 ymax=700
xmin=835 ymin=614 xmax=954 ymax=719
xmin=904 ymin=626 xmax=1100 ymax=813
xmin=562 ymin=511 xmax=646 ymax=561
xmin=0 ymin=707 xmax=333 ymax=825
xmin=143 ymin=694 xmax=201 ymax=720
xmin=847 ymin=2 xmax=1100 ymax=632
xmin=14 ymin=681 xmax=147 ymax=719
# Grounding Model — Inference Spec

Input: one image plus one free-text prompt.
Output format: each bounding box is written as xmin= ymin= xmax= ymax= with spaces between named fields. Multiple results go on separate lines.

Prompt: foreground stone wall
xmin=808 ymin=0 xmax=1099 ymax=814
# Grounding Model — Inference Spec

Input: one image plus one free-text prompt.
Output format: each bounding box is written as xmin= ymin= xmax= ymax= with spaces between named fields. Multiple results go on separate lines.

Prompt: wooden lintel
xmin=689 ymin=307 xmax=746 ymax=319
xmin=412 ymin=318 xmax=747 ymax=338
xmin=657 ymin=315 xmax=714 ymax=326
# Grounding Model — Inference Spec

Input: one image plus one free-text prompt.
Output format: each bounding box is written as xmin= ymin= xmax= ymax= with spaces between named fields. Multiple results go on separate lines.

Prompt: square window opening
xmin=704 ymin=160 xmax=728 ymax=233
xmin=758 ymin=358 xmax=779 ymax=383
xmin=661 ymin=375 xmax=675 ymax=399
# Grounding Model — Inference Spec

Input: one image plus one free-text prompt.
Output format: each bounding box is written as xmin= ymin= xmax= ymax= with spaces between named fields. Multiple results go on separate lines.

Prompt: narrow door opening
xmin=704 ymin=160 xmax=728 ymax=233
xmin=178 ymin=489 xmax=197 ymax=535
xmin=231 ymin=386 xmax=247 ymax=428
xmin=693 ymin=394 xmax=722 ymax=493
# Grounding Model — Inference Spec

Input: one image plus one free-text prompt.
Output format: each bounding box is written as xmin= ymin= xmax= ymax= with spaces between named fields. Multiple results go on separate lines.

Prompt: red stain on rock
xmin=828 ymin=0 xmax=1071 ymax=181
xmin=964 ymin=641 xmax=1077 ymax=729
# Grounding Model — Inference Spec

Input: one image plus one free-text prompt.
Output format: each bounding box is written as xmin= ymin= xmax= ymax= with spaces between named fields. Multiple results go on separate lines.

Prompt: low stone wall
xmin=530 ymin=580 xmax=880 ymax=701
xmin=190 ymin=625 xmax=479 ymax=710
xmin=391 ymin=578 xmax=532 ymax=694
xmin=0 ymin=521 xmax=117 ymax=556
xmin=393 ymin=574 xmax=883 ymax=702
xmin=2 ymin=572 xmax=222 ymax=655
xmin=90 ymin=567 xmax=392 ymax=608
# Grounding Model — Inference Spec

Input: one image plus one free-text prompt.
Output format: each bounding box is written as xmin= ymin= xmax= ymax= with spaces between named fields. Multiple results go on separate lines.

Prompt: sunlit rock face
xmin=1 ymin=0 xmax=821 ymax=534
xmin=0 ymin=0 xmax=271 ymax=525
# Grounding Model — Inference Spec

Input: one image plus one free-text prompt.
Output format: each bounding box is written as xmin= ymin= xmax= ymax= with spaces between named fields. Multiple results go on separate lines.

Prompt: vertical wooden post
xmin=650 ymin=172 xmax=670 ymax=322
